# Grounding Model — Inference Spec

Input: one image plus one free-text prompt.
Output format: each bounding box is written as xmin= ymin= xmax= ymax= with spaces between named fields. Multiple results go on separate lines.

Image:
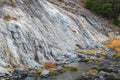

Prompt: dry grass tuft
xmin=88 ymin=69 xmax=98 ymax=75
xmin=83 ymin=57 xmax=104 ymax=62
xmin=104 ymin=40 xmax=120 ymax=52
xmin=44 ymin=61 xmax=55 ymax=69
xmin=103 ymin=32 xmax=120 ymax=52
xmin=85 ymin=49 xmax=107 ymax=55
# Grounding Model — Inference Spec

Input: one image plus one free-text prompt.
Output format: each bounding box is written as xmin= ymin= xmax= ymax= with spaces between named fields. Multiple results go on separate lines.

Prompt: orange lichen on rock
xmin=44 ymin=61 xmax=55 ymax=69
xmin=4 ymin=15 xmax=17 ymax=21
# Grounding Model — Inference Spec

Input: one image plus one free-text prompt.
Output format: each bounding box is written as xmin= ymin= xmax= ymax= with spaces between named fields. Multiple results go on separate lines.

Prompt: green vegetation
xmin=63 ymin=65 xmax=78 ymax=71
xmin=30 ymin=71 xmax=37 ymax=74
xmin=112 ymin=53 xmax=120 ymax=61
xmin=49 ymin=70 xmax=58 ymax=75
xmin=84 ymin=0 xmax=120 ymax=26
xmin=98 ymin=68 xmax=113 ymax=73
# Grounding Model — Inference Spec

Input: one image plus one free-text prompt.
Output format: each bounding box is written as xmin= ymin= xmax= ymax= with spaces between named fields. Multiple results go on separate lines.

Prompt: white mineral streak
xmin=0 ymin=0 xmax=108 ymax=69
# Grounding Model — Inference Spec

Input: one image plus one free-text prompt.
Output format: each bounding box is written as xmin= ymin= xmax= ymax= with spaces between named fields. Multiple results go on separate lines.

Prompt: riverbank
xmin=25 ymin=62 xmax=95 ymax=80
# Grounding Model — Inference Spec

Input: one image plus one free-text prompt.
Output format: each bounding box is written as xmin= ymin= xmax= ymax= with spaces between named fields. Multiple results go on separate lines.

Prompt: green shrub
xmin=84 ymin=0 xmax=120 ymax=27
xmin=112 ymin=17 xmax=120 ymax=27
xmin=63 ymin=66 xmax=78 ymax=72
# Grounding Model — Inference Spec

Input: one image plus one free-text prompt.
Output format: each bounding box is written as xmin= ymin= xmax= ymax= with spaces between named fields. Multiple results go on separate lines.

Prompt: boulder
xmin=97 ymin=71 xmax=110 ymax=77
xmin=76 ymin=54 xmax=86 ymax=58
xmin=99 ymin=60 xmax=111 ymax=68
xmin=12 ymin=69 xmax=28 ymax=79
xmin=40 ymin=69 xmax=49 ymax=77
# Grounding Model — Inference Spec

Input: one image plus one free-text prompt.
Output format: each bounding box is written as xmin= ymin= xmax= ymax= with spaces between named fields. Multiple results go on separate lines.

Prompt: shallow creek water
xmin=25 ymin=62 xmax=95 ymax=80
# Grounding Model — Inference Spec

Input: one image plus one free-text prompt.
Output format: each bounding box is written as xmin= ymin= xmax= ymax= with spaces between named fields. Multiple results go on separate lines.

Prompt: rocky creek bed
xmin=0 ymin=62 xmax=93 ymax=80
xmin=1 ymin=60 xmax=120 ymax=80
xmin=25 ymin=62 xmax=94 ymax=80
xmin=26 ymin=61 xmax=120 ymax=80
xmin=1 ymin=51 xmax=120 ymax=80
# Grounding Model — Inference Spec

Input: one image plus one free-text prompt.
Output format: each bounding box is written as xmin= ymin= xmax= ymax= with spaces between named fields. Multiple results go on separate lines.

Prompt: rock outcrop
xmin=0 ymin=0 xmax=111 ymax=69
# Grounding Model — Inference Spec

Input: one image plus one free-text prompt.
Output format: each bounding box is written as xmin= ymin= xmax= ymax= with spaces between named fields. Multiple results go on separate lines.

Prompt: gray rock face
xmin=0 ymin=0 xmax=109 ymax=68
xmin=99 ymin=60 xmax=111 ymax=68
xmin=0 ymin=67 xmax=9 ymax=77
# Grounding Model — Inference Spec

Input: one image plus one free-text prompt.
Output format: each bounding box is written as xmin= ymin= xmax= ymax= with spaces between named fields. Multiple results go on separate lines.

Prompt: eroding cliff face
xmin=0 ymin=0 xmax=109 ymax=68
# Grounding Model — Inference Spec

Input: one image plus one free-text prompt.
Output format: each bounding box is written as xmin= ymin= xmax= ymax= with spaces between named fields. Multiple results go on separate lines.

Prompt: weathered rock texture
xmin=0 ymin=0 xmax=111 ymax=68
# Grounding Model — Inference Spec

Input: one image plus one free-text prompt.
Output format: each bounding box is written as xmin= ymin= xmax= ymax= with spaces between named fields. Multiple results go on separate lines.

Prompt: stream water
xmin=24 ymin=62 xmax=95 ymax=80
